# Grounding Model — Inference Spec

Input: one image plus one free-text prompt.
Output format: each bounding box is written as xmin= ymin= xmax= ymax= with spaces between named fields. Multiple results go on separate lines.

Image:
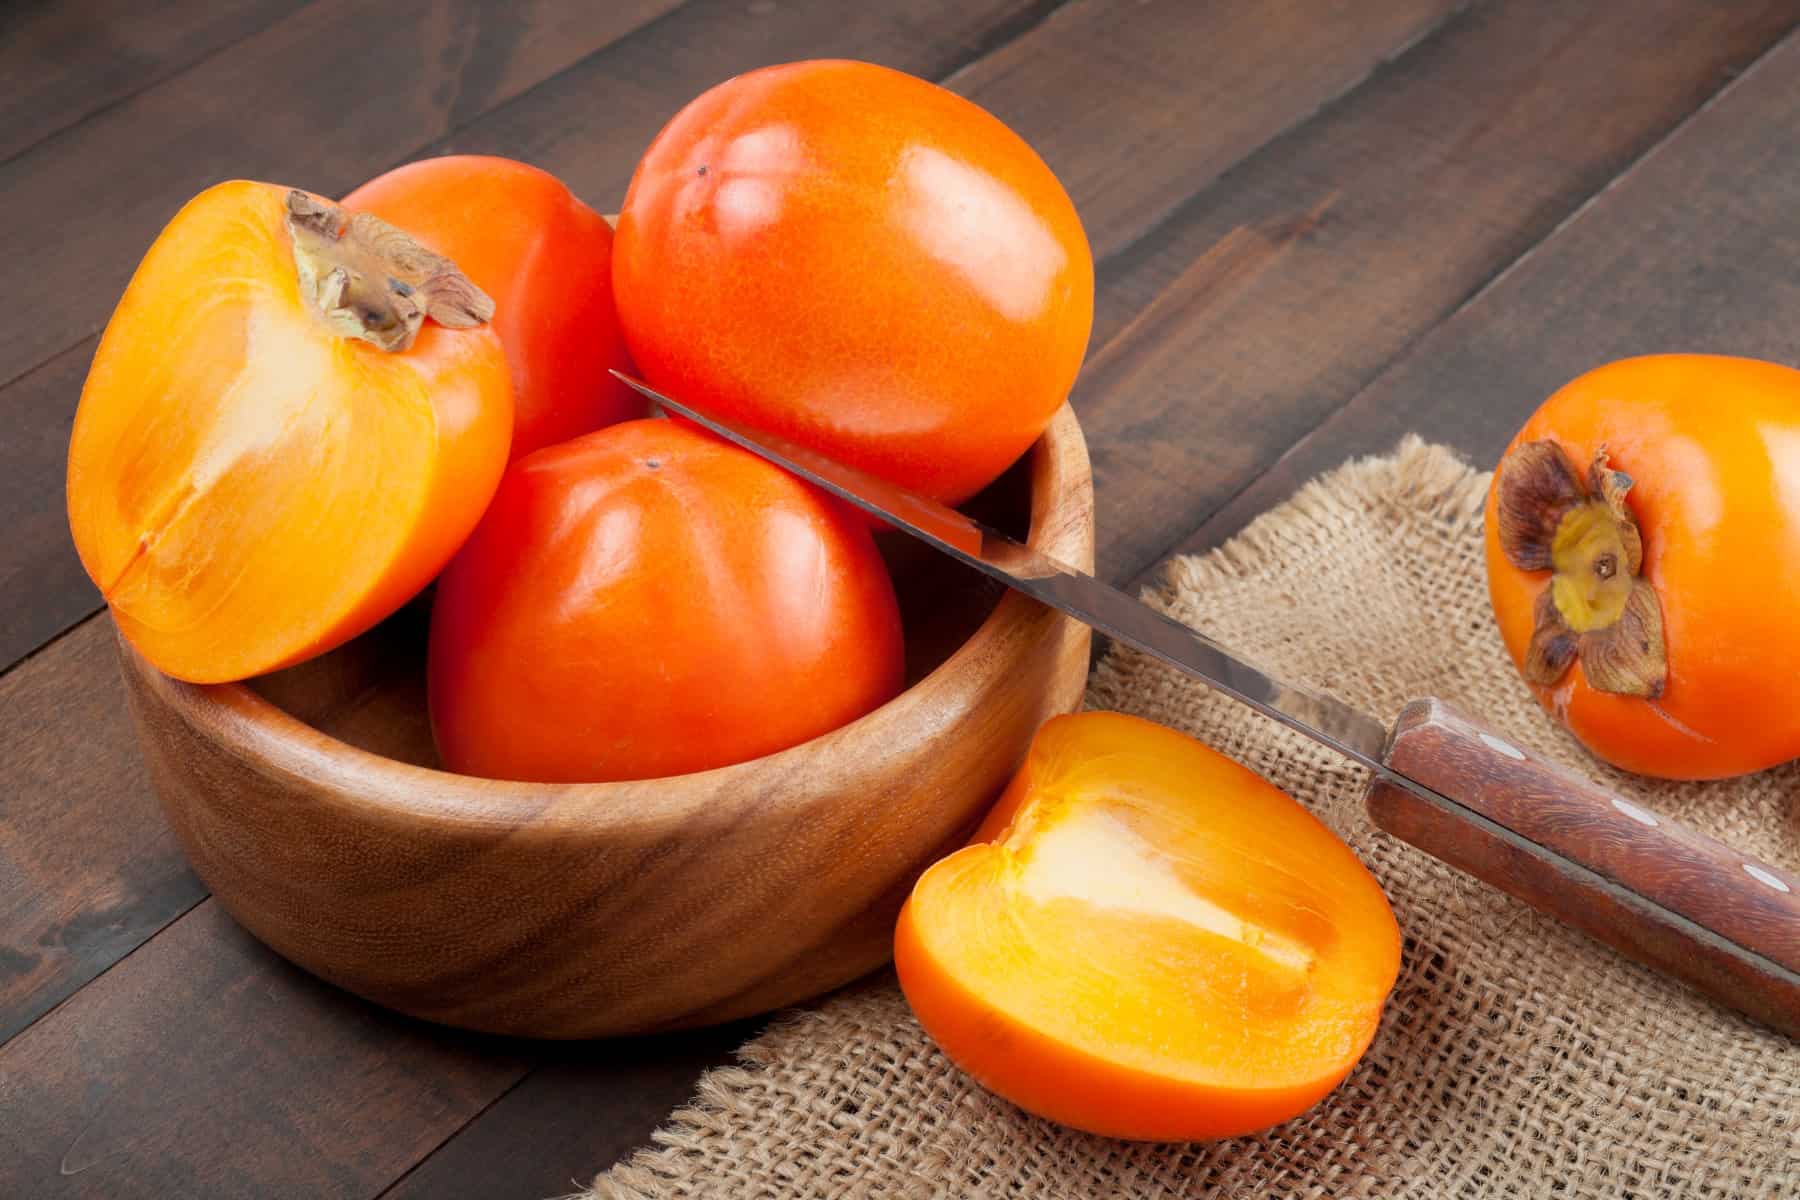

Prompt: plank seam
xmin=0 ymin=0 xmax=320 ymax=174
xmin=1116 ymin=14 xmax=1800 ymax=591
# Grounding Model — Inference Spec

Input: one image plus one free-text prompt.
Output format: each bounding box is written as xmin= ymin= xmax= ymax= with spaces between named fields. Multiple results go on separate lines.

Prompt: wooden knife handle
xmin=1365 ymin=698 xmax=1800 ymax=1038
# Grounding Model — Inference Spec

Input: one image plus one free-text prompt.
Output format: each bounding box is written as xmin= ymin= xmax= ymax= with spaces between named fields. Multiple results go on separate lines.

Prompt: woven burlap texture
xmin=590 ymin=438 xmax=1799 ymax=1200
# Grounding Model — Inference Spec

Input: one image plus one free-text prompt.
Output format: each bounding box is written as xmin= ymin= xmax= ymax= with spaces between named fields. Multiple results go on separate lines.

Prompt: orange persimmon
xmin=427 ymin=418 xmax=905 ymax=783
xmin=894 ymin=712 xmax=1400 ymax=1141
xmin=344 ymin=154 xmax=640 ymax=460
xmin=1486 ymin=353 xmax=1800 ymax=779
xmin=66 ymin=181 xmax=513 ymax=684
xmin=613 ymin=59 xmax=1093 ymax=507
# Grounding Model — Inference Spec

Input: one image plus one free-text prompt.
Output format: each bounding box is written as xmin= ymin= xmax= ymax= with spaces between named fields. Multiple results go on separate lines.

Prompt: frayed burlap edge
xmin=587 ymin=438 xmax=1800 ymax=1200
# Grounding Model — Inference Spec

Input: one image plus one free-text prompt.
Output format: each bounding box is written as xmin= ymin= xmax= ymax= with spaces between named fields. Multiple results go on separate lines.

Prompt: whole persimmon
xmin=1486 ymin=354 xmax=1800 ymax=779
xmin=428 ymin=418 xmax=906 ymax=783
xmin=895 ymin=711 xmax=1400 ymax=1141
xmin=66 ymin=181 xmax=512 ymax=684
xmin=613 ymin=59 xmax=1093 ymax=507
xmin=344 ymin=154 xmax=640 ymax=460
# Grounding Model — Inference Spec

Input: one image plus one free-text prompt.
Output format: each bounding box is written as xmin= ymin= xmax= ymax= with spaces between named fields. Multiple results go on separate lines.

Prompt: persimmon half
xmin=427 ymin=417 xmax=905 ymax=783
xmin=344 ymin=154 xmax=640 ymax=460
xmin=613 ymin=59 xmax=1094 ymax=507
xmin=1486 ymin=353 xmax=1800 ymax=779
xmin=894 ymin=712 xmax=1400 ymax=1141
xmin=66 ymin=181 xmax=513 ymax=684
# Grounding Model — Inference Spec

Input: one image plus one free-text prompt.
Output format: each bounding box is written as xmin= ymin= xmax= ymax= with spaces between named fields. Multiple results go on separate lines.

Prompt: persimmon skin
xmin=613 ymin=59 xmax=1094 ymax=507
xmin=895 ymin=712 xmax=1401 ymax=1141
xmin=1485 ymin=354 xmax=1800 ymax=779
xmin=344 ymin=154 xmax=640 ymax=460
xmin=66 ymin=180 xmax=512 ymax=684
xmin=427 ymin=418 xmax=906 ymax=783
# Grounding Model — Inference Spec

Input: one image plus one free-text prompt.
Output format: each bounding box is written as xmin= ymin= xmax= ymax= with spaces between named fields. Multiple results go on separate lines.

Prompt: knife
xmin=612 ymin=371 xmax=1800 ymax=1039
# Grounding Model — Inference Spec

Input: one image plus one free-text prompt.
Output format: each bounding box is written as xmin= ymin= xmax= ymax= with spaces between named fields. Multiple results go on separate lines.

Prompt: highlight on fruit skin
xmin=894 ymin=711 xmax=1401 ymax=1141
xmin=1483 ymin=353 xmax=1800 ymax=779
xmin=426 ymin=417 xmax=907 ymax=784
xmin=66 ymin=180 xmax=514 ymax=684
xmin=613 ymin=58 xmax=1095 ymax=509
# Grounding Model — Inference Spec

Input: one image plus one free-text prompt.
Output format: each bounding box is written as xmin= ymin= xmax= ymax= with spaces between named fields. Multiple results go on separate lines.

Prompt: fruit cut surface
xmin=66 ymin=180 xmax=513 ymax=683
xmin=895 ymin=711 xmax=1401 ymax=1141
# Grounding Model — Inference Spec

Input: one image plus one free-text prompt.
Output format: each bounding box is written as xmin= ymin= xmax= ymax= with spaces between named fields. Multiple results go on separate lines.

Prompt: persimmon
xmin=66 ymin=181 xmax=513 ymax=684
xmin=427 ymin=418 xmax=905 ymax=783
xmin=344 ymin=154 xmax=640 ymax=460
xmin=1486 ymin=355 xmax=1800 ymax=779
xmin=894 ymin=712 xmax=1401 ymax=1141
xmin=613 ymin=59 xmax=1093 ymax=507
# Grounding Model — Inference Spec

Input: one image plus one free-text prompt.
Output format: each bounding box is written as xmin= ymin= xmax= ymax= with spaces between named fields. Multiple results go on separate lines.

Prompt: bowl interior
xmin=245 ymin=452 xmax=1036 ymax=770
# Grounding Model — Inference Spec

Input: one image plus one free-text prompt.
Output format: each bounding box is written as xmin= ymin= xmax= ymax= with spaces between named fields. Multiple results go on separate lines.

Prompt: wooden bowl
xmin=117 ymin=407 xmax=1094 ymax=1039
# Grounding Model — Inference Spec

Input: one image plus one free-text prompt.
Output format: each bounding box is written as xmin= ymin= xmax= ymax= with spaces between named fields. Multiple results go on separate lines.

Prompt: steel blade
xmin=613 ymin=371 xmax=1390 ymax=765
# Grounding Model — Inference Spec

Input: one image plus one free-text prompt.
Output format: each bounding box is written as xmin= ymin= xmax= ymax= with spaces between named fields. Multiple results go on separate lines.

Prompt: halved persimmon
xmin=894 ymin=711 xmax=1401 ymax=1141
xmin=66 ymin=180 xmax=513 ymax=683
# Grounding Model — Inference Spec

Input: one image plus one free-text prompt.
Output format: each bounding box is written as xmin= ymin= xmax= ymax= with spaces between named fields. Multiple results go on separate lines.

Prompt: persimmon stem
xmin=284 ymin=190 xmax=494 ymax=352
xmin=1497 ymin=440 xmax=1667 ymax=698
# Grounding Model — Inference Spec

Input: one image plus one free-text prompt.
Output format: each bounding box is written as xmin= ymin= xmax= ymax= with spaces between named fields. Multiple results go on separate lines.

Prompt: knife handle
xmin=1364 ymin=698 xmax=1800 ymax=1038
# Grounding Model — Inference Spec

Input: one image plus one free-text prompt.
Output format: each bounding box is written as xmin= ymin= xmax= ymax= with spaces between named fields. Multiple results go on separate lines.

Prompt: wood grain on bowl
xmin=116 ymin=406 xmax=1093 ymax=1039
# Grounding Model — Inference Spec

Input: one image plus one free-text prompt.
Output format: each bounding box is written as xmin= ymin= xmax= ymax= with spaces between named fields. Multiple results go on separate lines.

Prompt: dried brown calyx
xmin=284 ymin=189 xmax=493 ymax=352
xmin=1495 ymin=440 xmax=1667 ymax=698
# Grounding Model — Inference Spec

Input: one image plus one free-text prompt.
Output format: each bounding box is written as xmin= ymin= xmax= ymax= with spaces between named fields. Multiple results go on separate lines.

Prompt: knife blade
xmin=613 ymin=370 xmax=1800 ymax=1037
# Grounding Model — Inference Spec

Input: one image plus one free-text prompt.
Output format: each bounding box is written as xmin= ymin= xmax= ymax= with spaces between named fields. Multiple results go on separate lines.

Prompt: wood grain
xmin=378 ymin=1020 xmax=756 ymax=1200
xmin=0 ymin=619 xmax=203 ymax=1044
xmin=116 ymin=409 xmax=1092 ymax=1038
xmin=923 ymin=0 xmax=1461 ymax=263
xmin=0 ymin=902 xmax=531 ymax=1200
xmin=1368 ymin=699 xmax=1800 ymax=1038
xmin=0 ymin=0 xmax=682 ymax=392
xmin=1170 ymin=22 xmax=1800 ymax=563
xmin=1076 ymin=0 xmax=1800 ymax=583
xmin=0 ymin=0 xmax=304 ymax=165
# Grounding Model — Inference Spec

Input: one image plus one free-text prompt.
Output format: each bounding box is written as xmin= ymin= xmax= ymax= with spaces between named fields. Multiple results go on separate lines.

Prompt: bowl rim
xmin=120 ymin=405 xmax=1094 ymax=836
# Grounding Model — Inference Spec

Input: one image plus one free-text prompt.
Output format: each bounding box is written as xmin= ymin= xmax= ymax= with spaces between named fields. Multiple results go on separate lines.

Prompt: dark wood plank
xmin=378 ymin=1022 xmax=756 ymax=1200
xmin=946 ymin=0 xmax=1460 ymax=262
xmin=1171 ymin=23 xmax=1800 ymax=568
xmin=442 ymin=0 xmax=1462 ymax=260
xmin=0 ymin=902 xmax=530 ymax=1200
xmin=1071 ymin=0 xmax=1799 ymax=583
xmin=0 ymin=0 xmax=305 ymax=164
xmin=0 ymin=344 xmax=103 ymax=682
xmin=0 ymin=0 xmax=682 ymax=392
xmin=0 ymin=619 xmax=202 ymax=1045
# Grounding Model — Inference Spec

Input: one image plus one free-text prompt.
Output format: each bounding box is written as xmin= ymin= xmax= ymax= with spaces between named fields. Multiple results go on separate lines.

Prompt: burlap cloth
xmin=588 ymin=438 xmax=1799 ymax=1199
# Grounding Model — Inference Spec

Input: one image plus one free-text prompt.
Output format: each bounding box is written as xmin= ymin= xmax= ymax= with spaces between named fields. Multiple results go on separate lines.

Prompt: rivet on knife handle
xmin=1367 ymin=698 xmax=1800 ymax=1038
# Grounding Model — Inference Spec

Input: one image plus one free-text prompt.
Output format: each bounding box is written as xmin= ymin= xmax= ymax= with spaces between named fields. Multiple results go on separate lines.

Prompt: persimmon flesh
xmin=344 ymin=154 xmax=640 ymax=460
xmin=895 ymin=712 xmax=1401 ymax=1141
xmin=66 ymin=181 xmax=513 ymax=683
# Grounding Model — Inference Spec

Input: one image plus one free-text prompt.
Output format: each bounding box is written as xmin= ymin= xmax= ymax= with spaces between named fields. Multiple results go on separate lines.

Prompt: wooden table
xmin=5 ymin=2 xmax=1799 ymax=1195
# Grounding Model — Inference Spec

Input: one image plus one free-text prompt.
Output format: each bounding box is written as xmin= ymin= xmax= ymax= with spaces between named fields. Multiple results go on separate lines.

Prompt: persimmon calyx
xmin=284 ymin=190 xmax=494 ymax=352
xmin=1497 ymin=439 xmax=1667 ymax=698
